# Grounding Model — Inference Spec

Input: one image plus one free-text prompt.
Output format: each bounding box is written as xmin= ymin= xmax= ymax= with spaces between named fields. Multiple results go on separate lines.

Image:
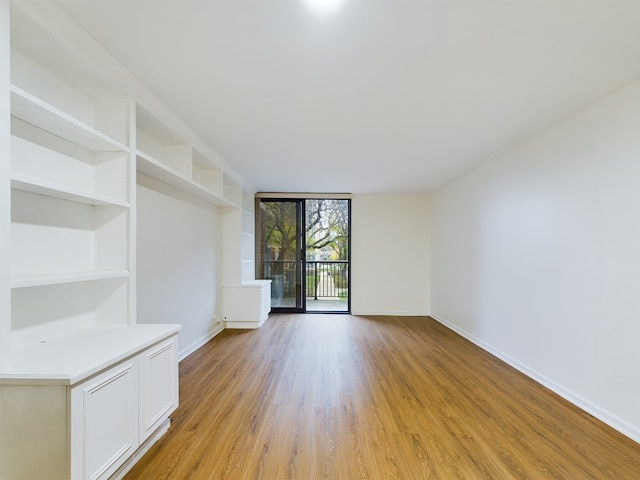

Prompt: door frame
xmin=256 ymin=194 xmax=351 ymax=314
xmin=257 ymin=198 xmax=305 ymax=313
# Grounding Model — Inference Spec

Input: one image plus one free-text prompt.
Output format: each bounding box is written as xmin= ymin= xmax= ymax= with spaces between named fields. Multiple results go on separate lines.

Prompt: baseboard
xmin=225 ymin=315 xmax=268 ymax=330
xmin=351 ymin=310 xmax=430 ymax=316
xmin=111 ymin=418 xmax=171 ymax=479
xmin=178 ymin=323 xmax=225 ymax=361
xmin=431 ymin=314 xmax=640 ymax=444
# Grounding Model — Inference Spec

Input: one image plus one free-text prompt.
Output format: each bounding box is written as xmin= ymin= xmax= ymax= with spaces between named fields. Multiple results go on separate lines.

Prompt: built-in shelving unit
xmin=222 ymin=195 xmax=271 ymax=328
xmin=1 ymin=3 xmax=181 ymax=479
xmin=135 ymin=104 xmax=241 ymax=208
xmin=1 ymin=1 xmax=266 ymax=477
xmin=242 ymin=198 xmax=257 ymax=282
xmin=8 ymin=6 xmax=133 ymax=349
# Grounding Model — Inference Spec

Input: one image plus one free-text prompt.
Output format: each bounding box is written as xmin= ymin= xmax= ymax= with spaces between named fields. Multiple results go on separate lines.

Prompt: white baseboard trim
xmin=431 ymin=314 xmax=640 ymax=444
xmin=178 ymin=324 xmax=225 ymax=361
xmin=351 ymin=310 xmax=430 ymax=316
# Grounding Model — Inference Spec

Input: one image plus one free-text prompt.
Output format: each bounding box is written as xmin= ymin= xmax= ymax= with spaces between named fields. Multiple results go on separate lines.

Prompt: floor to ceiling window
xmin=256 ymin=196 xmax=350 ymax=313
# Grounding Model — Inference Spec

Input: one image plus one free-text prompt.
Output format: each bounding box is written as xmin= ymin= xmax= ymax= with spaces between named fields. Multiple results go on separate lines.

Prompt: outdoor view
xmin=258 ymin=199 xmax=350 ymax=312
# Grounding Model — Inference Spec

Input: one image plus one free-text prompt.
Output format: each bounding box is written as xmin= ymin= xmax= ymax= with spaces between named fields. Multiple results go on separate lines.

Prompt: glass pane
xmin=305 ymin=199 xmax=350 ymax=312
xmin=259 ymin=200 xmax=302 ymax=310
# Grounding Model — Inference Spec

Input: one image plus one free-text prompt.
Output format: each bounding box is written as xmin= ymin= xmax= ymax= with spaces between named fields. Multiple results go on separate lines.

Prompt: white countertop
xmin=1 ymin=323 xmax=181 ymax=386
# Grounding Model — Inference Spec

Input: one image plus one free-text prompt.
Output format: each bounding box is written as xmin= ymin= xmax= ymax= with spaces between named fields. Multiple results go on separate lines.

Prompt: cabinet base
xmin=225 ymin=315 xmax=269 ymax=329
xmin=110 ymin=418 xmax=171 ymax=480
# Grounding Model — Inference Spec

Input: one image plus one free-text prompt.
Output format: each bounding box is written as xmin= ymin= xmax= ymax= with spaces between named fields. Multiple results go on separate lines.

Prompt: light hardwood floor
xmin=125 ymin=314 xmax=640 ymax=479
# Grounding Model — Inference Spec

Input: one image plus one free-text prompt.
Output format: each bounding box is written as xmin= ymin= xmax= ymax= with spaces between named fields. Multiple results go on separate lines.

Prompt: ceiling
xmin=57 ymin=0 xmax=640 ymax=195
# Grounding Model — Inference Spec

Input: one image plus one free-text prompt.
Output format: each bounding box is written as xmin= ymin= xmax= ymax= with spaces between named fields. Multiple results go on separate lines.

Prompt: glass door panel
xmin=304 ymin=199 xmax=350 ymax=313
xmin=257 ymin=199 xmax=304 ymax=312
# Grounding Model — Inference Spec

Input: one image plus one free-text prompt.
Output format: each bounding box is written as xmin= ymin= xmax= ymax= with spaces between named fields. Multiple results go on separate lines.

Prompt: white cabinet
xmin=223 ymin=280 xmax=272 ymax=329
xmin=0 ymin=328 xmax=180 ymax=480
xmin=221 ymin=199 xmax=271 ymax=329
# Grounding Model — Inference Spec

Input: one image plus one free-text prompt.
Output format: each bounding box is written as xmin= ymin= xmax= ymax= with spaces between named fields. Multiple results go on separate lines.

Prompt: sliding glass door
xmin=257 ymin=197 xmax=350 ymax=313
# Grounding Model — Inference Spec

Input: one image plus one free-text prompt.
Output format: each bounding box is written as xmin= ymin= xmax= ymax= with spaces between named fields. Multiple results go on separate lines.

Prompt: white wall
xmin=351 ymin=194 xmax=431 ymax=315
xmin=430 ymin=80 xmax=640 ymax=442
xmin=136 ymin=174 xmax=223 ymax=359
xmin=0 ymin=0 xmax=10 ymax=368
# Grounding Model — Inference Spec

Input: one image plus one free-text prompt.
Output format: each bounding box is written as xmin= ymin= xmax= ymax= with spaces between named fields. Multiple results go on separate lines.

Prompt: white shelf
xmin=223 ymin=179 xmax=242 ymax=207
xmin=11 ymin=270 xmax=130 ymax=289
xmin=0 ymin=323 xmax=181 ymax=385
xmin=137 ymin=151 xmax=238 ymax=207
xmin=11 ymin=190 xmax=130 ymax=279
xmin=10 ymin=85 xmax=129 ymax=153
xmin=11 ymin=173 xmax=130 ymax=208
xmin=192 ymin=148 xmax=223 ymax=195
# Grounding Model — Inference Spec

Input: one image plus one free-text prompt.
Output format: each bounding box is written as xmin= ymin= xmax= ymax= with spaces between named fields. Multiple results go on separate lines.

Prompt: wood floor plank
xmin=125 ymin=315 xmax=640 ymax=479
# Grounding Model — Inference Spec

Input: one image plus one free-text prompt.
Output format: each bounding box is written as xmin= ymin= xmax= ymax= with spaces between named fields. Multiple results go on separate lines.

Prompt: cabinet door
xmin=138 ymin=336 xmax=179 ymax=443
xmin=71 ymin=359 xmax=138 ymax=480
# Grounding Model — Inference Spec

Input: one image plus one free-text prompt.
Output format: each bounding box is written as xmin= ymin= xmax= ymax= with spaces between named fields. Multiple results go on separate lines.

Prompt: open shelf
xmin=136 ymin=104 xmax=191 ymax=176
xmin=137 ymin=152 xmax=236 ymax=207
xmin=11 ymin=190 xmax=129 ymax=280
xmin=11 ymin=85 xmax=128 ymax=153
xmin=11 ymin=117 xmax=130 ymax=204
xmin=192 ymin=148 xmax=223 ymax=196
xmin=11 ymin=270 xmax=130 ymax=289
xmin=11 ymin=173 xmax=129 ymax=208
xmin=223 ymin=173 xmax=243 ymax=206
xmin=135 ymin=103 xmax=243 ymax=208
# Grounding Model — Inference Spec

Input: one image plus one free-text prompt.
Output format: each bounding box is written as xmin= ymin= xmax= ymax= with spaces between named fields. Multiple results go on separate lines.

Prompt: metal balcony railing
xmin=264 ymin=260 xmax=349 ymax=299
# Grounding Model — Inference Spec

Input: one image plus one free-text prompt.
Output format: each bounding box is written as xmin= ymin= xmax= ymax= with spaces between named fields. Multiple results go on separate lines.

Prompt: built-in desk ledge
xmin=0 ymin=323 xmax=181 ymax=386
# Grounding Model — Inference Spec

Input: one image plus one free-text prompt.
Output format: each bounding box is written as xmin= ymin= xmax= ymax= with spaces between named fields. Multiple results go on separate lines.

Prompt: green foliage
xmin=306 ymin=275 xmax=318 ymax=296
xmin=262 ymin=199 xmax=349 ymax=262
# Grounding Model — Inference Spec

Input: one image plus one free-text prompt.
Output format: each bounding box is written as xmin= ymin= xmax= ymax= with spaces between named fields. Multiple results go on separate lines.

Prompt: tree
xmin=262 ymin=201 xmax=297 ymax=275
xmin=261 ymin=199 xmax=350 ymax=276
xmin=305 ymin=199 xmax=349 ymax=260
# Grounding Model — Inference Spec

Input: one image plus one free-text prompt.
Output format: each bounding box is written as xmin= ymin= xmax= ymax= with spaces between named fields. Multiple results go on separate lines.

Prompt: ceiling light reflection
xmin=304 ymin=0 xmax=344 ymax=14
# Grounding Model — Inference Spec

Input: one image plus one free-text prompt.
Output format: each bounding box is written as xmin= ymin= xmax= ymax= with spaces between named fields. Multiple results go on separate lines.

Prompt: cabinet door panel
xmin=72 ymin=359 xmax=138 ymax=480
xmin=139 ymin=336 xmax=179 ymax=442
